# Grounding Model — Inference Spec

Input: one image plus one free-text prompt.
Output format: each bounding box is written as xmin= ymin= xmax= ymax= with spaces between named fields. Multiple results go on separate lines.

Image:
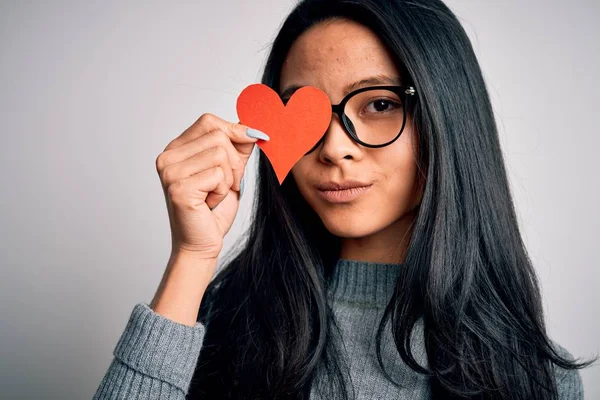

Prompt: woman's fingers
xmin=168 ymin=166 xmax=232 ymax=211
xmin=160 ymin=146 xmax=235 ymax=196
xmin=159 ymin=114 xmax=265 ymax=192
xmin=164 ymin=113 xmax=258 ymax=152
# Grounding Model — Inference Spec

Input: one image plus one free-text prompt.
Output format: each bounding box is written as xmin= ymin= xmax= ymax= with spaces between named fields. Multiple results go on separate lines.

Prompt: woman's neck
xmin=338 ymin=213 xmax=414 ymax=264
xmin=328 ymin=258 xmax=403 ymax=307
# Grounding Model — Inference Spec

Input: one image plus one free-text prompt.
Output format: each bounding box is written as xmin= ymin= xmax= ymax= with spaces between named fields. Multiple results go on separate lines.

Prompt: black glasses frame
xmin=301 ymin=85 xmax=417 ymax=155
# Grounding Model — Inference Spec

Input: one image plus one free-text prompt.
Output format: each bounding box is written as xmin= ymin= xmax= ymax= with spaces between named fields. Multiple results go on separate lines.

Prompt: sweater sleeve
xmin=552 ymin=342 xmax=585 ymax=400
xmin=93 ymin=302 xmax=206 ymax=399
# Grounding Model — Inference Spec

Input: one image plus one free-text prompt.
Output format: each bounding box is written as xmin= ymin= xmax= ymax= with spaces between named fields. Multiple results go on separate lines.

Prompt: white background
xmin=1 ymin=1 xmax=598 ymax=398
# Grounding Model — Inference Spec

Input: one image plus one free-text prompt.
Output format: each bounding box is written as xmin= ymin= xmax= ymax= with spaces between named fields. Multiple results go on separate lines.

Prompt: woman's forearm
xmin=150 ymin=249 xmax=219 ymax=327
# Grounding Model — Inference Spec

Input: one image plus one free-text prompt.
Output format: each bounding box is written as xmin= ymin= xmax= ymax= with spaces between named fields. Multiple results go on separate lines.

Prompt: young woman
xmin=94 ymin=0 xmax=596 ymax=399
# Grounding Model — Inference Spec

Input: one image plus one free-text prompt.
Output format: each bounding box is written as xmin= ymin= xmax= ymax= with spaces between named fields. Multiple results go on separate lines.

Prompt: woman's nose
xmin=317 ymin=113 xmax=362 ymax=164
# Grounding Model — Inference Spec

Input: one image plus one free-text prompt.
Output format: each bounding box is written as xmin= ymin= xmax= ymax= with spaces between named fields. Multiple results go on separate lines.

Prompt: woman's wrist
xmin=149 ymin=250 xmax=219 ymax=327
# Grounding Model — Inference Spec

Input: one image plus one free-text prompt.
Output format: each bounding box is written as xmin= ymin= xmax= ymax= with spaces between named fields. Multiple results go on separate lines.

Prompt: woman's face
xmin=281 ymin=18 xmax=423 ymax=245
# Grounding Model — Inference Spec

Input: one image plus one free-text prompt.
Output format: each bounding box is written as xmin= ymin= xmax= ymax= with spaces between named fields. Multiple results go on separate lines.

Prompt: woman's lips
xmin=316 ymin=185 xmax=372 ymax=203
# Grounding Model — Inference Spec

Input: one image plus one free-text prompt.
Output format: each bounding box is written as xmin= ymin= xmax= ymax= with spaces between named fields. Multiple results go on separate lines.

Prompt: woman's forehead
xmin=280 ymin=20 xmax=399 ymax=94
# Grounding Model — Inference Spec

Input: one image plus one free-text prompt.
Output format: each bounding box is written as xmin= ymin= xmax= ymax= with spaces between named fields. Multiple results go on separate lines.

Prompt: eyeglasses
xmin=283 ymin=85 xmax=417 ymax=155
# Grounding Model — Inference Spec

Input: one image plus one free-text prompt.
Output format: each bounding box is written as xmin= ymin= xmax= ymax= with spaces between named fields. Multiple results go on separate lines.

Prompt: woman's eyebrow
xmin=279 ymin=75 xmax=402 ymax=100
xmin=343 ymin=75 xmax=402 ymax=94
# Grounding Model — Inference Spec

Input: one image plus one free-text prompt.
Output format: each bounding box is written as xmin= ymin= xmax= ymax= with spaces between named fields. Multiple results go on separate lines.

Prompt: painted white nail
xmin=246 ymin=128 xmax=270 ymax=141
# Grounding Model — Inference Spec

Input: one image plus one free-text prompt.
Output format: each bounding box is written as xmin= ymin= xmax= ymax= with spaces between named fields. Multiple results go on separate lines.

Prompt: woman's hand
xmin=155 ymin=113 xmax=268 ymax=260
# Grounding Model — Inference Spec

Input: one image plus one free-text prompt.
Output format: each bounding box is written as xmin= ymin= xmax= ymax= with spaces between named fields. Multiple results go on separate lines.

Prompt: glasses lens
xmin=343 ymin=88 xmax=405 ymax=146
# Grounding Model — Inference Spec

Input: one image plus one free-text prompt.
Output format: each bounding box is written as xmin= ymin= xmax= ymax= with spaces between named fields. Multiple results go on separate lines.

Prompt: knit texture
xmin=93 ymin=258 xmax=584 ymax=399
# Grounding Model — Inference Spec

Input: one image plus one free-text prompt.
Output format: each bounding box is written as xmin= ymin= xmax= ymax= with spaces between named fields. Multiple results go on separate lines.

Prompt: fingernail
xmin=240 ymin=175 xmax=245 ymax=197
xmin=246 ymin=128 xmax=270 ymax=141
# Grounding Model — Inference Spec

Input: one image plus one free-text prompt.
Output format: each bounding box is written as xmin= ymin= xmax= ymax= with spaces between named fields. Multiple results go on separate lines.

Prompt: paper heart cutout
xmin=236 ymin=83 xmax=331 ymax=184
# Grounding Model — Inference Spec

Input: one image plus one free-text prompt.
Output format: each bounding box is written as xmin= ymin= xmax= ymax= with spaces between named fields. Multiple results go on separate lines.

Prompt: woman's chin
xmin=320 ymin=217 xmax=377 ymax=238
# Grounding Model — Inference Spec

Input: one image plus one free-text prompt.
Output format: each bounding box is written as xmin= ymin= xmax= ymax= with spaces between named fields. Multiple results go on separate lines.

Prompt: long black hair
xmin=187 ymin=0 xmax=596 ymax=398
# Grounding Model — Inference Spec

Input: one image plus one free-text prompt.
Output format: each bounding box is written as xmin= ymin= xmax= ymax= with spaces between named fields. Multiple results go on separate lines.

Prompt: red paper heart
xmin=236 ymin=83 xmax=331 ymax=184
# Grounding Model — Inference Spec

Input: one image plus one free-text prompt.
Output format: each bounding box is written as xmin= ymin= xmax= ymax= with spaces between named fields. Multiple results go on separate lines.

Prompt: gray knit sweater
xmin=93 ymin=259 xmax=584 ymax=399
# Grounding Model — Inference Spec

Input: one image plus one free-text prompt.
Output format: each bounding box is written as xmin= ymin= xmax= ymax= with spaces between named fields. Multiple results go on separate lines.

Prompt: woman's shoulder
xmin=549 ymin=341 xmax=584 ymax=399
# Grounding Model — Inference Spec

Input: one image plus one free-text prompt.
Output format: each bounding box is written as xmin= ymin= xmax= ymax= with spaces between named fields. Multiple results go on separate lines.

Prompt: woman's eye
xmin=365 ymin=99 xmax=401 ymax=113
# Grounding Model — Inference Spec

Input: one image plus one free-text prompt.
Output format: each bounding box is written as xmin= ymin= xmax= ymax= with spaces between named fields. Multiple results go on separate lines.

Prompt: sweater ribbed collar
xmin=327 ymin=258 xmax=403 ymax=307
